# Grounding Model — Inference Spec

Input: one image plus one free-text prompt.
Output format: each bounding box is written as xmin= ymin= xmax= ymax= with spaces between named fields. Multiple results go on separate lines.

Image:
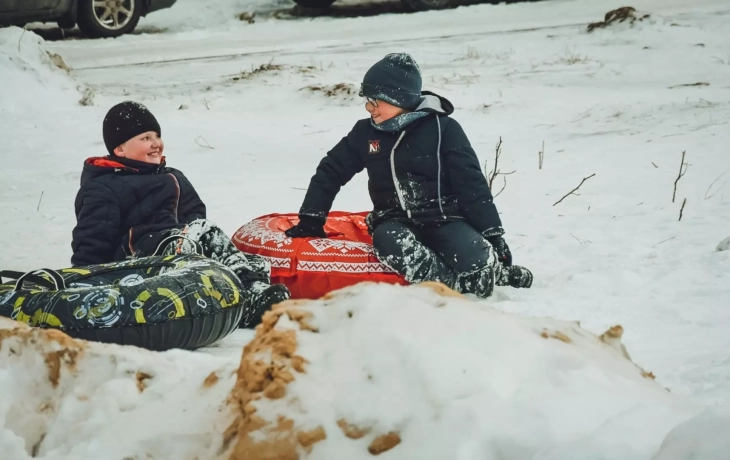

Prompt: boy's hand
xmin=487 ymin=235 xmax=512 ymax=267
xmin=285 ymin=216 xmax=326 ymax=239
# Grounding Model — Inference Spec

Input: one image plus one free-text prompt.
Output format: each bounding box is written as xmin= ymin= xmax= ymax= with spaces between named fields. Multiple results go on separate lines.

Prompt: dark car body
xmin=0 ymin=0 xmax=176 ymax=27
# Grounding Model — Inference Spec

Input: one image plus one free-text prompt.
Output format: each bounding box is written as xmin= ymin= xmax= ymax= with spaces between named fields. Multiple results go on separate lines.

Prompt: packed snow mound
xmin=652 ymin=406 xmax=730 ymax=460
xmin=0 ymin=317 xmax=235 ymax=460
xmin=0 ymin=27 xmax=79 ymax=113
xmin=717 ymin=236 xmax=730 ymax=252
xmin=224 ymin=282 xmax=703 ymax=460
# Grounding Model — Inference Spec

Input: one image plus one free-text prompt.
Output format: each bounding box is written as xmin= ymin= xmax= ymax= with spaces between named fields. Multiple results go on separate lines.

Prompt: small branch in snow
xmin=651 ymin=162 xmax=659 ymax=168
xmin=203 ymin=98 xmax=210 ymax=110
xmin=538 ymin=141 xmax=545 ymax=170
xmin=678 ymin=198 xmax=687 ymax=221
xmin=672 ymin=151 xmax=688 ymax=203
xmin=654 ymin=236 xmax=676 ymax=246
xmin=494 ymin=176 xmax=508 ymax=198
xmin=194 ymin=136 xmax=215 ymax=150
xmin=553 ymin=174 xmax=596 ymax=206
xmin=37 ymin=191 xmax=44 ymax=212
xmin=570 ymin=232 xmax=591 ymax=244
xmin=486 ymin=137 xmax=514 ymax=192
xmin=290 ymin=187 xmax=307 ymax=191
xmin=704 ymin=171 xmax=728 ymax=200
xmin=18 ymin=27 xmax=27 ymax=52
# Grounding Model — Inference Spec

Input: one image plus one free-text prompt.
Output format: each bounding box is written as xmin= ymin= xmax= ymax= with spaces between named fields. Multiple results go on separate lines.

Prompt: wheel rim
xmin=92 ymin=0 xmax=135 ymax=31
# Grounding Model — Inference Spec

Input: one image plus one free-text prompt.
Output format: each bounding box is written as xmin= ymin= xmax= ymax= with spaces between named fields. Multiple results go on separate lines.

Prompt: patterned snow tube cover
xmin=0 ymin=255 xmax=245 ymax=351
xmin=232 ymin=212 xmax=407 ymax=299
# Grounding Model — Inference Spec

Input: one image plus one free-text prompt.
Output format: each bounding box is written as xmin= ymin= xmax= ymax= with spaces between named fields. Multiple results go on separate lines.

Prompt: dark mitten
xmin=487 ymin=235 xmax=512 ymax=267
xmin=285 ymin=215 xmax=326 ymax=238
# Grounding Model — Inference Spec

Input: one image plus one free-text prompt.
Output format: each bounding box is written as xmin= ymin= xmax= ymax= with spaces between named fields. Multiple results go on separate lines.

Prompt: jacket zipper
xmin=168 ymin=173 xmax=181 ymax=221
xmin=390 ymin=131 xmax=411 ymax=218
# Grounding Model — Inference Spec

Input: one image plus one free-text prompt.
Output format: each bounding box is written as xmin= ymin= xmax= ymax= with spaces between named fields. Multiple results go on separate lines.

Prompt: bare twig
xmin=678 ymin=198 xmax=687 ymax=221
xmin=652 ymin=162 xmax=659 ymax=168
xmin=36 ymin=191 xmax=44 ymax=212
xmin=654 ymin=236 xmax=676 ymax=246
xmin=570 ymin=232 xmax=592 ymax=244
xmin=672 ymin=151 xmax=688 ymax=203
xmin=194 ymin=136 xmax=215 ymax=150
xmin=538 ymin=141 xmax=545 ymax=170
xmin=488 ymin=137 xmax=503 ymax=189
xmin=494 ymin=176 xmax=508 ymax=198
xmin=203 ymin=98 xmax=210 ymax=110
xmin=704 ymin=171 xmax=728 ymax=200
xmin=18 ymin=27 xmax=27 ymax=52
xmin=553 ymin=174 xmax=596 ymax=206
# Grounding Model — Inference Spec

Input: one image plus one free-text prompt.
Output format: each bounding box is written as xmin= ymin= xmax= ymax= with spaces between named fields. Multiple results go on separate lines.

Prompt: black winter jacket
xmin=299 ymin=93 xmax=503 ymax=234
xmin=71 ymin=156 xmax=206 ymax=267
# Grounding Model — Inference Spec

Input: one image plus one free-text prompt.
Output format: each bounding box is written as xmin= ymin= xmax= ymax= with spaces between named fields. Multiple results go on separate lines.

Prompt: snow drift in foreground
xmin=2 ymin=282 xmax=727 ymax=459
xmin=0 ymin=27 xmax=80 ymax=113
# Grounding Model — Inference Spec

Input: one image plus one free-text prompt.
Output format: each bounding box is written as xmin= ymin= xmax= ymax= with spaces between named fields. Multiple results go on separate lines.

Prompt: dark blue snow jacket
xmin=70 ymin=156 xmax=206 ymax=267
xmin=298 ymin=92 xmax=503 ymax=235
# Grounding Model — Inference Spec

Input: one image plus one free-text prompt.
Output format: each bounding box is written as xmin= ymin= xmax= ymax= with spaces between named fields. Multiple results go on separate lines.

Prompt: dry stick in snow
xmin=678 ymin=198 xmax=687 ymax=221
xmin=486 ymin=137 xmax=516 ymax=193
xmin=494 ymin=176 xmax=508 ymax=198
xmin=553 ymin=174 xmax=596 ymax=206
xmin=652 ymin=162 xmax=659 ymax=168
xmin=194 ymin=136 xmax=214 ymax=149
xmin=672 ymin=151 xmax=687 ymax=203
xmin=37 ymin=191 xmax=44 ymax=212
xmin=704 ymin=171 xmax=728 ymax=200
xmin=538 ymin=141 xmax=545 ymax=170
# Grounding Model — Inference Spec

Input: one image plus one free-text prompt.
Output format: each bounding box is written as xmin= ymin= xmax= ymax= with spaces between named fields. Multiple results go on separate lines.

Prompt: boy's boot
xmin=240 ymin=281 xmax=291 ymax=328
xmin=495 ymin=265 xmax=533 ymax=289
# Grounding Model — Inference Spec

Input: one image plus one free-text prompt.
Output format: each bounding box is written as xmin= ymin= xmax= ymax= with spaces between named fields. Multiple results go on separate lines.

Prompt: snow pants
xmin=371 ymin=220 xmax=496 ymax=292
xmin=159 ymin=219 xmax=272 ymax=296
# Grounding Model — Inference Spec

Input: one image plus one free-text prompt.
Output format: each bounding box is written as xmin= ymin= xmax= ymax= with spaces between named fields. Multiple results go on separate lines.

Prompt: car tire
xmin=77 ymin=0 xmax=141 ymax=38
xmin=57 ymin=12 xmax=76 ymax=29
xmin=400 ymin=0 xmax=454 ymax=12
xmin=292 ymin=0 xmax=337 ymax=8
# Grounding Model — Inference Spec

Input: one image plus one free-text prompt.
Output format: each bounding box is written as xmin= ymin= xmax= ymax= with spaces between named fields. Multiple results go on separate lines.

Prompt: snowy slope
xmin=1 ymin=0 xmax=730 ymax=457
xmin=2 ymin=283 xmax=725 ymax=460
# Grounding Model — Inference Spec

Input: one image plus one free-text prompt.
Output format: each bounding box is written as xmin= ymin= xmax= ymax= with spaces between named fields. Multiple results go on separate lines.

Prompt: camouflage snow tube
xmin=0 ymin=255 xmax=247 ymax=351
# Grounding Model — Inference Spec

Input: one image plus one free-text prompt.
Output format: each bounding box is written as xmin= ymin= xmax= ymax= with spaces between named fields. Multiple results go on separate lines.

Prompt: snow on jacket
xmin=298 ymin=91 xmax=504 ymax=234
xmin=71 ymin=156 xmax=206 ymax=266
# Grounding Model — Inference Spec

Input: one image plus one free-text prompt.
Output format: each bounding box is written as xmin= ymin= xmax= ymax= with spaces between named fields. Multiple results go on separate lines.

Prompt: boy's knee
xmin=372 ymin=221 xmax=412 ymax=257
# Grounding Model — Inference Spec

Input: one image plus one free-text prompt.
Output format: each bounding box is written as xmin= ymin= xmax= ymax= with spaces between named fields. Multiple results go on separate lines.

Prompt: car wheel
xmin=57 ymin=12 xmax=76 ymax=29
xmin=292 ymin=0 xmax=337 ymax=8
xmin=400 ymin=0 xmax=454 ymax=12
xmin=77 ymin=0 xmax=141 ymax=38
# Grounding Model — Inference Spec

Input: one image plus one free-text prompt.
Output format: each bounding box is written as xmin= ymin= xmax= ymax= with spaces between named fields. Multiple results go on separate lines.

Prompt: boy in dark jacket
xmin=71 ymin=101 xmax=289 ymax=325
xmin=286 ymin=53 xmax=532 ymax=298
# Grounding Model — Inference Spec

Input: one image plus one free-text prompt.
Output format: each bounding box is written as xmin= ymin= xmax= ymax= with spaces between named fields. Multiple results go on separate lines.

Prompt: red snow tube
xmin=232 ymin=212 xmax=407 ymax=299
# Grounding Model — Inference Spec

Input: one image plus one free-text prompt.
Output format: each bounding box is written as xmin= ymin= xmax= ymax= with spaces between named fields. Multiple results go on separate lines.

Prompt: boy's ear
xmin=113 ymin=144 xmax=125 ymax=157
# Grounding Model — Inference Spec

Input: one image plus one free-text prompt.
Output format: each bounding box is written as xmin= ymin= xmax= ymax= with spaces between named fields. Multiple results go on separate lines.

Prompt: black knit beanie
xmin=103 ymin=101 xmax=161 ymax=155
xmin=359 ymin=53 xmax=422 ymax=110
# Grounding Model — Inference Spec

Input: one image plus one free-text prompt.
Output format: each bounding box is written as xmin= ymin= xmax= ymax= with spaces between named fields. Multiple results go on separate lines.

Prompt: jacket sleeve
xmin=298 ymin=124 xmax=365 ymax=221
xmin=171 ymin=169 xmax=207 ymax=223
xmin=443 ymin=118 xmax=504 ymax=236
xmin=71 ymin=181 xmax=122 ymax=266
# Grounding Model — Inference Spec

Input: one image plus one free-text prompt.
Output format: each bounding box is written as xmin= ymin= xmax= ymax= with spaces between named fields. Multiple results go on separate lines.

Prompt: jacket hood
xmin=414 ymin=91 xmax=454 ymax=116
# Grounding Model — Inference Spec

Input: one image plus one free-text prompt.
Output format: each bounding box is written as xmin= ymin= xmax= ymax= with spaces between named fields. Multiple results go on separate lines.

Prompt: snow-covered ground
xmin=1 ymin=0 xmax=730 ymax=457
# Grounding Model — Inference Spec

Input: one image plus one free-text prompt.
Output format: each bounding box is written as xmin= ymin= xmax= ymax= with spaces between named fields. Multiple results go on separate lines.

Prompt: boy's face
xmin=114 ymin=131 xmax=164 ymax=164
xmin=365 ymin=99 xmax=406 ymax=125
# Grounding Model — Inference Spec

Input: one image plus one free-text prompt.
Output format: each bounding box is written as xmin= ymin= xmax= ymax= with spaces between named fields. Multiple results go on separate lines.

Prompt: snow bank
xmin=0 ymin=317 xmax=236 ymax=460
xmin=224 ymin=282 xmax=703 ymax=460
xmin=652 ymin=406 xmax=730 ymax=460
xmin=717 ymin=237 xmax=730 ymax=252
xmin=0 ymin=27 xmax=79 ymax=114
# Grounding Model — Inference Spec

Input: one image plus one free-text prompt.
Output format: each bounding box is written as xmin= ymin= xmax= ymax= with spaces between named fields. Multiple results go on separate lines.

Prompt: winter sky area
xmin=1 ymin=0 xmax=729 ymax=458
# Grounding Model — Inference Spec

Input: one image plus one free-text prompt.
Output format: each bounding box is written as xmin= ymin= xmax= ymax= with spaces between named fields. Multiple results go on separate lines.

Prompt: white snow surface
xmin=1 ymin=0 xmax=730 ymax=457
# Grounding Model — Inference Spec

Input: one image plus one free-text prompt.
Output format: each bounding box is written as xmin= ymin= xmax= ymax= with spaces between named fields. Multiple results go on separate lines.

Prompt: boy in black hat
xmin=71 ymin=101 xmax=289 ymax=325
xmin=286 ymin=53 xmax=532 ymax=298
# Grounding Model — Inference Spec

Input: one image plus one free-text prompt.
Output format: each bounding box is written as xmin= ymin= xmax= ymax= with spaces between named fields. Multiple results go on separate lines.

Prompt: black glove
xmin=285 ymin=215 xmax=326 ymax=238
xmin=487 ymin=235 xmax=512 ymax=267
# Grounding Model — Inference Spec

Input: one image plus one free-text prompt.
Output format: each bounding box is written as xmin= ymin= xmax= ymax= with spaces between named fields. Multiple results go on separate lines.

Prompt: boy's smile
xmin=113 ymin=131 xmax=164 ymax=164
xmin=365 ymin=99 xmax=407 ymax=125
